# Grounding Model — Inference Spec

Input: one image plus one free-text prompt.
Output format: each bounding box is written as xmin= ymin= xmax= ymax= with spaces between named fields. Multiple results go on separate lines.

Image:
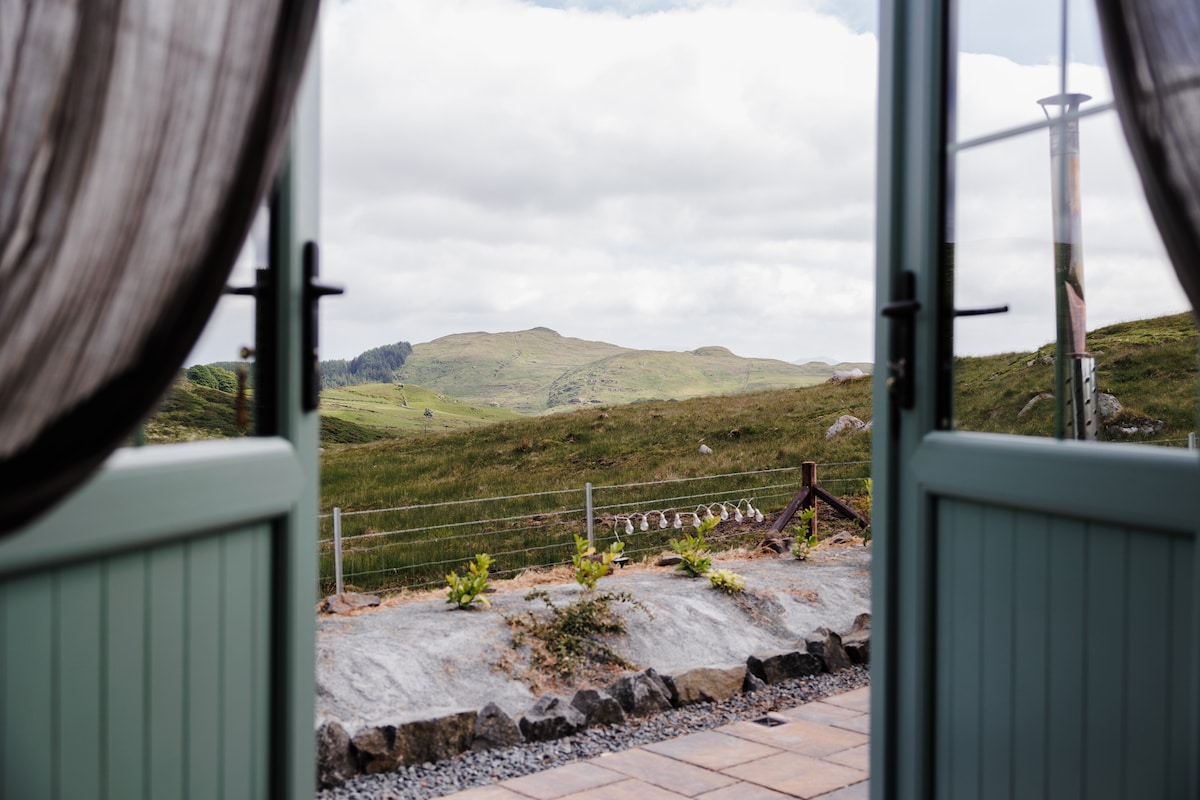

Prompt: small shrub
xmin=708 ymin=568 xmax=745 ymax=593
xmin=791 ymin=532 xmax=819 ymax=560
xmin=670 ymin=515 xmax=717 ymax=577
xmin=511 ymin=589 xmax=650 ymax=678
xmin=573 ymin=535 xmax=625 ymax=590
xmin=446 ymin=553 xmax=495 ymax=609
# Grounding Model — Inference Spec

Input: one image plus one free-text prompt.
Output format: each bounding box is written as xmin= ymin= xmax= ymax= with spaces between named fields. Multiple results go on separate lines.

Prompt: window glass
xmin=137 ymin=208 xmax=266 ymax=444
xmin=948 ymin=0 xmax=1195 ymax=443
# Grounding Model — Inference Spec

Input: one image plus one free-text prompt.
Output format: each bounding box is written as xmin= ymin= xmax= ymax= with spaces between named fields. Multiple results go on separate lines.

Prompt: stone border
xmin=317 ymin=613 xmax=870 ymax=789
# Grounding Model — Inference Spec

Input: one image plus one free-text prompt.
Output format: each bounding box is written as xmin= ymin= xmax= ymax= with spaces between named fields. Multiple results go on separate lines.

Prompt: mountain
xmin=396 ymin=328 xmax=859 ymax=413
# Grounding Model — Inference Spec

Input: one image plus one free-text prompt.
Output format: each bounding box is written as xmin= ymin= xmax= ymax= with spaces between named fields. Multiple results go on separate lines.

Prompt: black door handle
xmin=954 ymin=305 xmax=1009 ymax=317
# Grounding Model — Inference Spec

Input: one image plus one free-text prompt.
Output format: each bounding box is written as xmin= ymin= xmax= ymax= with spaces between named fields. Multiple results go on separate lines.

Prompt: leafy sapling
xmin=669 ymin=515 xmax=717 ymax=577
xmin=446 ymin=552 xmax=495 ymax=608
xmin=791 ymin=507 xmax=818 ymax=560
xmin=573 ymin=535 xmax=625 ymax=590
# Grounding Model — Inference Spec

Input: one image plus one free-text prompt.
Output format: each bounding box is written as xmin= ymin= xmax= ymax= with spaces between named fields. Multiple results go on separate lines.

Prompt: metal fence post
xmin=585 ymin=482 xmax=594 ymax=548
xmin=1190 ymin=432 xmax=1196 ymax=451
xmin=333 ymin=506 xmax=344 ymax=595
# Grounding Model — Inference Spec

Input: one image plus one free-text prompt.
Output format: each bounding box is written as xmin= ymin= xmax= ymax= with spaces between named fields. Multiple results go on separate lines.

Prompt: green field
xmin=318 ymin=314 xmax=1198 ymax=595
xmin=320 ymin=382 xmax=523 ymax=435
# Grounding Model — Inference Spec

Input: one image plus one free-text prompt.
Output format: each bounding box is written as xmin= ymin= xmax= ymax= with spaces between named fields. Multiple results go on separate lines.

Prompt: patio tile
xmin=501 ymin=761 xmax=626 ymax=799
xmin=820 ymin=688 xmax=871 ymax=714
xmin=597 ymin=748 xmax=738 ymax=796
xmin=813 ymin=779 xmax=870 ymax=799
xmin=721 ymin=717 xmax=869 ymax=757
xmin=823 ymin=743 xmax=870 ymax=771
xmin=561 ymin=777 xmax=692 ymax=799
xmin=439 ymin=785 xmax=532 ymax=800
xmin=829 ymin=715 xmax=870 ymax=735
xmin=644 ymin=730 xmax=784 ymax=770
xmin=723 ymin=752 xmax=866 ymax=799
xmin=777 ymin=701 xmax=864 ymax=727
xmin=695 ymin=781 xmax=796 ymax=799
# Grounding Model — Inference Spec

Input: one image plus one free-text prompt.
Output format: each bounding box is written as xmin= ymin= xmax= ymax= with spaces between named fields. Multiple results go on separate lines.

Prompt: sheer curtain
xmin=0 ymin=1 xmax=319 ymax=533
xmin=1096 ymin=0 xmax=1200 ymax=313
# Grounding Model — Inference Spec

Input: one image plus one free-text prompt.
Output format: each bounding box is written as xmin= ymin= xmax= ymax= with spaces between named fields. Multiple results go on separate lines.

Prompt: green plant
xmin=669 ymin=515 xmax=717 ymax=577
xmin=791 ymin=509 xmax=819 ymax=560
xmin=573 ymin=535 xmax=625 ymax=589
xmin=797 ymin=505 xmax=817 ymax=535
xmin=708 ymin=568 xmax=745 ymax=593
xmin=510 ymin=589 xmax=650 ymax=678
xmin=446 ymin=552 xmax=495 ymax=608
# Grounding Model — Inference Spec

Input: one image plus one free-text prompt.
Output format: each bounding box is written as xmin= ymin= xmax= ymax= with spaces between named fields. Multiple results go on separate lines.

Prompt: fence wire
xmin=320 ymin=460 xmax=872 ymax=595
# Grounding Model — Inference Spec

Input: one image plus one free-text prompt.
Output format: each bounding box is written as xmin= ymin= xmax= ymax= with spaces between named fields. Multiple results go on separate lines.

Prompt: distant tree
xmin=186 ymin=364 xmax=218 ymax=389
xmin=210 ymin=366 xmax=237 ymax=393
xmin=319 ymin=341 xmax=412 ymax=389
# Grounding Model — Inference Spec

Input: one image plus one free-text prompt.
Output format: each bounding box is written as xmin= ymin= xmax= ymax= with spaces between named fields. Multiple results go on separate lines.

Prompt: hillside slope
xmin=398 ymin=327 xmax=868 ymax=413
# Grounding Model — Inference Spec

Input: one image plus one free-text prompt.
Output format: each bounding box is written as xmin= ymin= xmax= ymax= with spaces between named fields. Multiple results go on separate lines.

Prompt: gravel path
xmin=316 ymin=665 xmax=870 ymax=800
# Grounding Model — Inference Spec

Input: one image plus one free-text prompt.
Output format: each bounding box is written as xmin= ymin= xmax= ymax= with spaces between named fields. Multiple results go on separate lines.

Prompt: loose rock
xmin=608 ymin=668 xmax=674 ymax=716
xmin=570 ymin=689 xmax=626 ymax=727
xmin=747 ymin=650 xmax=824 ymax=684
xmin=806 ymin=627 xmax=853 ymax=673
xmin=320 ymin=592 xmax=382 ymax=615
xmin=670 ymin=665 xmax=746 ymax=705
xmin=472 ymin=702 xmax=523 ymax=752
xmin=519 ymin=694 xmax=586 ymax=742
xmin=317 ymin=720 xmax=358 ymax=789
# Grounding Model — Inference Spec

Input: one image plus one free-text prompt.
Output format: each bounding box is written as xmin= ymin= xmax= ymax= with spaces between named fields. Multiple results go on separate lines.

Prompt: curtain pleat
xmin=1095 ymin=0 xmax=1200 ymax=313
xmin=0 ymin=0 xmax=319 ymax=533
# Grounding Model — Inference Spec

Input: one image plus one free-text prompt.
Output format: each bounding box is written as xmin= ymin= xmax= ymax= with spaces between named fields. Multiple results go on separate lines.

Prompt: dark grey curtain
xmin=0 ymin=1 xmax=319 ymax=533
xmin=1095 ymin=0 xmax=1200 ymax=312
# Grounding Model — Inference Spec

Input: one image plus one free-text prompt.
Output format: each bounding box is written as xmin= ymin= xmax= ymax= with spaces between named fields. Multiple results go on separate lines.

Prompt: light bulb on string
xmin=755 ymin=510 xmax=764 ymax=523
xmin=640 ymin=517 xmax=649 ymax=532
xmin=659 ymin=513 xmax=669 ymax=529
xmin=673 ymin=513 xmax=683 ymax=529
xmin=625 ymin=519 xmax=634 ymax=535
xmin=719 ymin=505 xmax=729 ymax=521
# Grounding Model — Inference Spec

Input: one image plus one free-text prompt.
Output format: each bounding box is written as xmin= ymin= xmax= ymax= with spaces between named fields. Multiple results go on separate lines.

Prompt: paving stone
xmin=501 ymin=761 xmax=625 ymax=799
xmin=643 ymin=730 xmax=782 ymax=771
xmin=598 ymin=747 xmax=738 ymax=796
xmin=823 ymin=743 xmax=870 ymax=772
xmin=813 ymin=779 xmax=870 ymax=799
xmin=721 ymin=717 xmax=868 ymax=757
xmin=722 ymin=752 xmax=866 ymax=798
xmin=821 ymin=686 xmax=871 ymax=713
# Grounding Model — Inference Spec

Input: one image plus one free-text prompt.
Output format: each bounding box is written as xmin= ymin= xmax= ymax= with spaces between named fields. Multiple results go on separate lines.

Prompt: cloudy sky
xmin=191 ymin=0 xmax=1187 ymax=367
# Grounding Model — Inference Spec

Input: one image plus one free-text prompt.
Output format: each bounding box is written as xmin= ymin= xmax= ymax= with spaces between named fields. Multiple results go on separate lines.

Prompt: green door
xmin=873 ymin=2 xmax=1200 ymax=798
xmin=0 ymin=51 xmax=323 ymax=800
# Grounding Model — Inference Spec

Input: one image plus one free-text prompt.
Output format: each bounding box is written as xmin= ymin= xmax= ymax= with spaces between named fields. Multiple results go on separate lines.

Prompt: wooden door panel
xmin=0 ymin=522 xmax=273 ymax=800
xmin=933 ymin=496 xmax=1194 ymax=800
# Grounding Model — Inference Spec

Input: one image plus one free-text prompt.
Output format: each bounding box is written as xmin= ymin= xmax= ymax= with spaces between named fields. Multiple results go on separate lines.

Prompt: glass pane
xmin=138 ymin=208 xmax=267 ymax=444
xmin=948 ymin=0 xmax=1196 ymax=445
xmin=949 ymin=108 xmax=1194 ymax=440
xmin=953 ymin=0 xmax=1062 ymax=144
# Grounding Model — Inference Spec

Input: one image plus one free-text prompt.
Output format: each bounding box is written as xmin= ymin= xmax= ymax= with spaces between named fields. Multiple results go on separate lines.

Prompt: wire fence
xmin=317 ymin=460 xmax=873 ymax=595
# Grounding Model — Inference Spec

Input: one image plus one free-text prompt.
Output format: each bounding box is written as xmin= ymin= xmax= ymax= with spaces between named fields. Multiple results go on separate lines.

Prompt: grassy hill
xmin=317 ymin=313 xmax=1194 ymax=593
xmin=398 ymin=327 xmax=869 ymax=413
xmin=955 ymin=313 xmax=1197 ymax=439
xmin=320 ymin=382 xmax=523 ymax=435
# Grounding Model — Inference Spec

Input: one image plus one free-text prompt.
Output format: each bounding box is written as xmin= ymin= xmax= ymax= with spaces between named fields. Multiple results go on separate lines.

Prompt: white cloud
xmin=310 ymin=0 xmax=881 ymax=364
xmin=187 ymin=0 xmax=1187 ymax=374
